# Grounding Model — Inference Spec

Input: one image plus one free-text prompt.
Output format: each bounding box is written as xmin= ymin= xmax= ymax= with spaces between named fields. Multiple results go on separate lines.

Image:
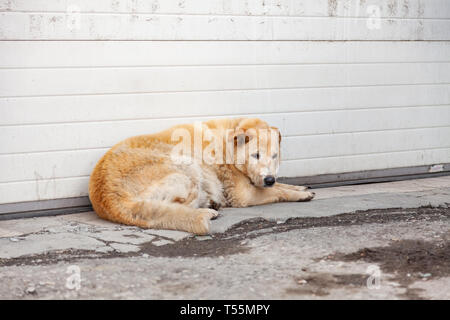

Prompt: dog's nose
xmin=264 ymin=175 xmax=276 ymax=187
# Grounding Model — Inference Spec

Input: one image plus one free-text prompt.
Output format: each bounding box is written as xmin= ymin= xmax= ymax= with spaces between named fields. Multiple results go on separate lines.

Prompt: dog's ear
xmin=234 ymin=133 xmax=251 ymax=147
xmin=271 ymin=126 xmax=282 ymax=144
xmin=228 ymin=128 xmax=256 ymax=147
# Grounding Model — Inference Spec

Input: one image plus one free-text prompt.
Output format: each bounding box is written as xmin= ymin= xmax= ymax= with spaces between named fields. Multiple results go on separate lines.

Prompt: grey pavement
xmin=0 ymin=176 xmax=449 ymax=300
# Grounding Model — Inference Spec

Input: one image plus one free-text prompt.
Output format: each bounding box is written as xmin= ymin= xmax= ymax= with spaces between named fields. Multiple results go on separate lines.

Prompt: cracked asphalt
xmin=0 ymin=176 xmax=449 ymax=300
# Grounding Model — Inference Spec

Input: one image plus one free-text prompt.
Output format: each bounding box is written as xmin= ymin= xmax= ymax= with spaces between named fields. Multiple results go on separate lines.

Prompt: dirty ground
xmin=0 ymin=176 xmax=449 ymax=300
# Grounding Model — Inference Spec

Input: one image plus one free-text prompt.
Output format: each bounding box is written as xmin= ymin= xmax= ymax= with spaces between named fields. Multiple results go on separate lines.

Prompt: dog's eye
xmin=272 ymin=153 xmax=278 ymax=159
xmin=251 ymin=153 xmax=260 ymax=160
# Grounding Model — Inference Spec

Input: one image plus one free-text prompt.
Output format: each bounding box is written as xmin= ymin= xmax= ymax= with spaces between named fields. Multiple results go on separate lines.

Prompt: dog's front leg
xmin=230 ymin=181 xmax=315 ymax=207
xmin=249 ymin=183 xmax=315 ymax=206
xmin=273 ymin=182 xmax=309 ymax=192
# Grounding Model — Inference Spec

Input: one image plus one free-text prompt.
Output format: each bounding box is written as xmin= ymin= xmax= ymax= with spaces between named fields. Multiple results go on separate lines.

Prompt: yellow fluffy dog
xmin=89 ymin=118 xmax=315 ymax=235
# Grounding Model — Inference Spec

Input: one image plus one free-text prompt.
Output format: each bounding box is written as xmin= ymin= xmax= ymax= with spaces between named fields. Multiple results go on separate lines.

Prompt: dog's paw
xmin=192 ymin=208 xmax=219 ymax=235
xmin=296 ymin=190 xmax=315 ymax=202
xmin=198 ymin=208 xmax=219 ymax=220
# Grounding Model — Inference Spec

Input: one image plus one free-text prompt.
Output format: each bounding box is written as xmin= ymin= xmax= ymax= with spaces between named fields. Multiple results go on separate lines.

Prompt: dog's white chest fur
xmin=176 ymin=159 xmax=225 ymax=208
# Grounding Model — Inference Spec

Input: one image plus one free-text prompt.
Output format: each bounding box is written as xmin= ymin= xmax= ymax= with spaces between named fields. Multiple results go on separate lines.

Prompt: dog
xmin=89 ymin=118 xmax=315 ymax=235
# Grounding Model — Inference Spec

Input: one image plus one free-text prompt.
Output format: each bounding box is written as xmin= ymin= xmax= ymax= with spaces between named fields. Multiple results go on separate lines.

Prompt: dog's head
xmin=228 ymin=118 xmax=281 ymax=188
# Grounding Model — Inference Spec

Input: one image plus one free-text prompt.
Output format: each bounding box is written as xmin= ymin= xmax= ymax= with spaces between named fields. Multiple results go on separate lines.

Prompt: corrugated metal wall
xmin=0 ymin=0 xmax=449 ymax=205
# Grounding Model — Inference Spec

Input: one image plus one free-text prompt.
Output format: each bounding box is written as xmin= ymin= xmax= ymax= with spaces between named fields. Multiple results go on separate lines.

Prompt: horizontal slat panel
xmin=1 ymin=0 xmax=449 ymax=19
xmin=2 ymin=147 xmax=449 ymax=204
xmin=1 ymin=84 xmax=450 ymax=126
xmin=283 ymin=106 xmax=450 ymax=136
xmin=284 ymin=127 xmax=450 ymax=160
xmin=1 ymin=41 xmax=450 ymax=68
xmin=0 ymin=177 xmax=89 ymax=204
xmin=1 ymin=63 xmax=449 ymax=98
xmin=280 ymin=148 xmax=450 ymax=177
xmin=1 ymin=12 xmax=449 ymax=40
xmin=1 ymin=84 xmax=449 ymax=126
xmin=1 ymin=123 xmax=450 ymax=182
xmin=0 ymin=115 xmax=283 ymax=154
xmin=2 ymin=111 xmax=450 ymax=154
xmin=0 ymin=149 xmax=106 ymax=183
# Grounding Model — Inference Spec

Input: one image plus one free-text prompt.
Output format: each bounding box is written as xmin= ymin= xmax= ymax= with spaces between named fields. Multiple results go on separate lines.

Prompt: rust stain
xmin=387 ymin=0 xmax=398 ymax=16
xmin=402 ymin=0 xmax=410 ymax=17
xmin=416 ymin=19 xmax=424 ymax=40
xmin=151 ymin=0 xmax=159 ymax=12
xmin=29 ymin=14 xmax=44 ymax=35
xmin=417 ymin=0 xmax=425 ymax=18
xmin=111 ymin=0 xmax=120 ymax=11
xmin=2 ymin=0 xmax=12 ymax=11
xmin=328 ymin=0 xmax=338 ymax=17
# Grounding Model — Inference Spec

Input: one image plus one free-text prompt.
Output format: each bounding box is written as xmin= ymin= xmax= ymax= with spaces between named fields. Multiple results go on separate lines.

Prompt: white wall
xmin=0 ymin=0 xmax=450 ymax=204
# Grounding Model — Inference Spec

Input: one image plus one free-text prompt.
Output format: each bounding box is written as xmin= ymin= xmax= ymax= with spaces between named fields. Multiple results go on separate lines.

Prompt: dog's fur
xmin=89 ymin=118 xmax=314 ymax=235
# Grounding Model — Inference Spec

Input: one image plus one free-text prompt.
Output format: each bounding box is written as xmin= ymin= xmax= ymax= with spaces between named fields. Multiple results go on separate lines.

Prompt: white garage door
xmin=0 ymin=0 xmax=450 ymax=212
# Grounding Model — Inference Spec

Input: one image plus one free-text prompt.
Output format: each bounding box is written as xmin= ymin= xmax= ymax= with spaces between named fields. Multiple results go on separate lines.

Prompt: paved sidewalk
xmin=0 ymin=176 xmax=449 ymax=299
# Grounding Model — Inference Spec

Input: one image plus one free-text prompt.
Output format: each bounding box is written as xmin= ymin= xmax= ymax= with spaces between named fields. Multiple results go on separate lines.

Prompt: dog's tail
xmin=93 ymin=196 xmax=216 ymax=235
